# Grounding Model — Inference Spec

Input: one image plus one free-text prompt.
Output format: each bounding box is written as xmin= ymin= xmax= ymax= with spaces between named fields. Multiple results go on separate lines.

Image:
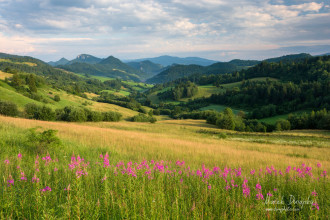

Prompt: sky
xmin=0 ymin=0 xmax=329 ymax=62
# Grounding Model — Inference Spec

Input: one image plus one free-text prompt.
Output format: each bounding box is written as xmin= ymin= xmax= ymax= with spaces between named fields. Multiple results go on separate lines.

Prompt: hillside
xmin=126 ymin=60 xmax=164 ymax=79
xmin=146 ymin=53 xmax=314 ymax=84
xmin=58 ymin=55 xmax=147 ymax=82
xmin=130 ymin=55 xmax=218 ymax=66
xmin=48 ymin=57 xmax=69 ymax=66
xmin=0 ymin=71 xmax=138 ymax=119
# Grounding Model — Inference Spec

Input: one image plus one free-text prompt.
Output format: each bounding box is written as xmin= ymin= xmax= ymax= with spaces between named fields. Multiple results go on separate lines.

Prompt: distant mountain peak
xmin=68 ymin=54 xmax=102 ymax=64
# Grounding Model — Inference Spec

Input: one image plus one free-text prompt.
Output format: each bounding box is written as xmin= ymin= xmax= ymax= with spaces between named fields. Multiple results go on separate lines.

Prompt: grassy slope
xmin=0 ymin=80 xmax=138 ymax=119
xmin=1 ymin=115 xmax=328 ymax=170
xmin=148 ymin=77 xmax=278 ymax=105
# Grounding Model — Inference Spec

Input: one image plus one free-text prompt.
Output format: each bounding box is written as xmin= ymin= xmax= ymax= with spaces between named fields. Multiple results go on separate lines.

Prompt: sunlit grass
xmin=0 ymin=115 xmax=328 ymax=219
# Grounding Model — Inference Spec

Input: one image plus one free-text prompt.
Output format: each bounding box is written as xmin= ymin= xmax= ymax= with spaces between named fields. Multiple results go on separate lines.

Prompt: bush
xmin=0 ymin=100 xmax=19 ymax=116
xmin=24 ymin=103 xmax=55 ymax=121
xmin=275 ymin=119 xmax=291 ymax=131
xmin=131 ymin=113 xmax=157 ymax=123
xmin=54 ymin=95 xmax=61 ymax=102
xmin=26 ymin=128 xmax=61 ymax=154
xmin=102 ymin=111 xmax=122 ymax=122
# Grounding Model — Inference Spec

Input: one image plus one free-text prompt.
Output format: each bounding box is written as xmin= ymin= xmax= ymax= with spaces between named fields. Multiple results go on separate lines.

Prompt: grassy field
xmin=0 ymin=71 xmax=12 ymax=80
xmin=0 ymin=80 xmax=138 ymax=119
xmin=259 ymin=110 xmax=312 ymax=125
xmin=0 ymin=116 xmax=328 ymax=218
xmin=0 ymin=58 xmax=37 ymax=67
xmin=200 ymin=104 xmax=247 ymax=114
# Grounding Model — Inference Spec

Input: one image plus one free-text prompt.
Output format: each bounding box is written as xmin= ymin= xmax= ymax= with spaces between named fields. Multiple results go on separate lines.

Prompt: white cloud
xmin=0 ymin=0 xmax=328 ymax=61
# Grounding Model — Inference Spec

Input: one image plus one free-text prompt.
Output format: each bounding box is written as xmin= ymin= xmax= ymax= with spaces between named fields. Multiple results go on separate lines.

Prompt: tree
xmin=0 ymin=100 xmax=19 ymax=116
xmin=28 ymin=74 xmax=37 ymax=93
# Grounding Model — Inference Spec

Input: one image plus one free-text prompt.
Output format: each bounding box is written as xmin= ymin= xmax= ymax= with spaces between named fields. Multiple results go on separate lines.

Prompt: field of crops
xmin=0 ymin=116 xmax=329 ymax=218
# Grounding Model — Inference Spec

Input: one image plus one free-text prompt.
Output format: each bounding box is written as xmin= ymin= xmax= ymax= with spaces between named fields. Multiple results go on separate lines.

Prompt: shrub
xmin=26 ymin=128 xmax=61 ymax=154
xmin=0 ymin=100 xmax=19 ymax=116
xmin=102 ymin=111 xmax=122 ymax=122
xmin=131 ymin=113 xmax=157 ymax=123
xmin=24 ymin=103 xmax=55 ymax=121
xmin=54 ymin=95 xmax=61 ymax=102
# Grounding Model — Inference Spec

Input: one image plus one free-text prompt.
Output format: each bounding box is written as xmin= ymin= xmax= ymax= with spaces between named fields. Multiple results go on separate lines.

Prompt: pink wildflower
xmin=4 ymin=159 xmax=9 ymax=165
xmin=17 ymin=153 xmax=22 ymax=160
xmin=311 ymin=191 xmax=317 ymax=197
xmin=40 ymin=186 xmax=51 ymax=192
xmin=256 ymin=192 xmax=264 ymax=200
xmin=7 ymin=178 xmax=14 ymax=187
xmin=317 ymin=162 xmax=321 ymax=168
xmin=312 ymin=202 xmax=319 ymax=210
xmin=256 ymin=183 xmax=262 ymax=191
xmin=267 ymin=192 xmax=273 ymax=197
xmin=32 ymin=175 xmax=39 ymax=183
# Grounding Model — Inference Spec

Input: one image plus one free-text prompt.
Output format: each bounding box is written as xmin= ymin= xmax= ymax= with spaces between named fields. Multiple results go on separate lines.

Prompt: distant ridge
xmin=129 ymin=55 xmax=218 ymax=66
xmin=146 ymin=53 xmax=313 ymax=84
xmin=48 ymin=58 xmax=69 ymax=66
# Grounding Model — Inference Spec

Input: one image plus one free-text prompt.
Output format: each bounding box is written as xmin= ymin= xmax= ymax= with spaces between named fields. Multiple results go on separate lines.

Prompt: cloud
xmin=0 ymin=0 xmax=329 ymax=61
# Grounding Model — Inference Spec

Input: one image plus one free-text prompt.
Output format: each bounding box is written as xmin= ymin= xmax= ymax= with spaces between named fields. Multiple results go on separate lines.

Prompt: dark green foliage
xmin=26 ymin=128 xmax=61 ymax=153
xmin=288 ymin=109 xmax=330 ymax=130
xmin=54 ymin=95 xmax=61 ymax=102
xmin=24 ymin=103 xmax=55 ymax=121
xmin=216 ymin=108 xmax=236 ymax=130
xmin=102 ymin=111 xmax=122 ymax=122
xmin=4 ymin=67 xmax=18 ymax=74
xmin=275 ymin=119 xmax=291 ymax=131
xmin=131 ymin=113 xmax=157 ymax=123
xmin=0 ymin=100 xmax=19 ymax=116
xmin=28 ymin=74 xmax=37 ymax=93
xmin=153 ymin=109 xmax=160 ymax=115
xmin=158 ymin=81 xmax=198 ymax=101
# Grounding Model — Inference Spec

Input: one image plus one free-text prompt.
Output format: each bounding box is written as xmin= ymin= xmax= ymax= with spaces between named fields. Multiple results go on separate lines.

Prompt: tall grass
xmin=0 ymin=116 xmax=329 ymax=218
xmin=0 ymin=153 xmax=328 ymax=219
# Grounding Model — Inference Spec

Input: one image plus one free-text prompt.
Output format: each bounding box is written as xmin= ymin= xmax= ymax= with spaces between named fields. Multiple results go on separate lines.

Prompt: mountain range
xmin=46 ymin=53 xmax=314 ymax=83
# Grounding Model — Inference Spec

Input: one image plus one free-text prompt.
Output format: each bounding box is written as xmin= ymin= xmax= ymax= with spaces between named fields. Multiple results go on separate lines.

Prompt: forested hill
xmin=58 ymin=55 xmax=149 ymax=82
xmin=146 ymin=53 xmax=314 ymax=84
xmin=0 ymin=53 xmax=129 ymax=94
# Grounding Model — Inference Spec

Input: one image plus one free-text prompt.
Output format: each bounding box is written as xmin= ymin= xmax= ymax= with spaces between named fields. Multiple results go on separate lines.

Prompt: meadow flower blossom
xmin=286 ymin=166 xmax=291 ymax=173
xmin=7 ymin=178 xmax=14 ymax=187
xmin=101 ymin=175 xmax=107 ymax=182
xmin=4 ymin=159 xmax=9 ymax=165
xmin=317 ymin=162 xmax=321 ymax=168
xmin=311 ymin=191 xmax=317 ymax=197
xmin=20 ymin=172 xmax=27 ymax=181
xmin=32 ymin=175 xmax=39 ymax=183
xmin=208 ymin=185 xmax=211 ymax=190
xmin=242 ymin=179 xmax=250 ymax=198
xmin=180 ymin=178 xmax=183 ymax=183
xmin=225 ymin=185 xmax=231 ymax=191
xmin=255 ymin=183 xmax=262 ymax=191
xmin=250 ymin=169 xmax=255 ymax=175
xmin=175 ymin=160 xmax=185 ymax=166
xmin=312 ymin=202 xmax=319 ymax=210
xmin=267 ymin=192 xmax=273 ymax=197
xmin=54 ymin=167 xmax=58 ymax=172
xmin=17 ymin=153 xmax=22 ymax=160
xmin=40 ymin=186 xmax=51 ymax=192
xmin=321 ymin=170 xmax=327 ymax=177
xmin=256 ymin=193 xmax=264 ymax=200
xmin=273 ymin=188 xmax=277 ymax=191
